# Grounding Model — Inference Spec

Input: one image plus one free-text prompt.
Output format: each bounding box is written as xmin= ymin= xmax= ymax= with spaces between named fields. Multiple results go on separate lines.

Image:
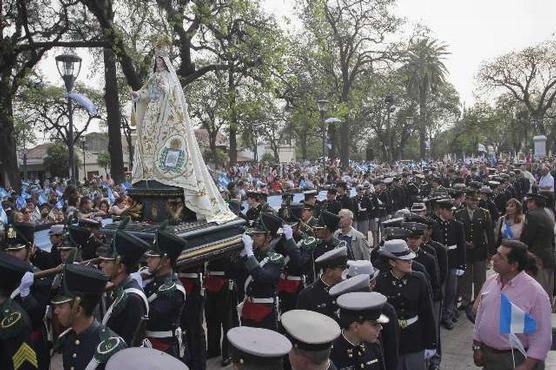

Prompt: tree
xmin=477 ymin=39 xmax=556 ymax=140
xmin=299 ymin=0 xmax=400 ymax=165
xmin=97 ymin=152 xmax=111 ymax=176
xmin=44 ymin=143 xmax=81 ymax=178
xmin=0 ymin=0 xmax=104 ymax=188
xmin=403 ymin=37 xmax=450 ymax=157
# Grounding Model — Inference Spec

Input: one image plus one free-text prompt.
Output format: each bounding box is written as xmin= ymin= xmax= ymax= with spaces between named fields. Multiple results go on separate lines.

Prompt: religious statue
xmin=130 ymin=42 xmax=235 ymax=224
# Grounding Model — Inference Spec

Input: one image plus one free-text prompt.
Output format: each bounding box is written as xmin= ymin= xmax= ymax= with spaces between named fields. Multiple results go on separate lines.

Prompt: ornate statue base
xmin=126 ymin=180 xmax=196 ymax=223
xmin=103 ymin=180 xmax=245 ymax=269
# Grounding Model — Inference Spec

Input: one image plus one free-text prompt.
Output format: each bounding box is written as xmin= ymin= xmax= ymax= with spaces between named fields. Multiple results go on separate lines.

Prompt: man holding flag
xmin=473 ymin=240 xmax=552 ymax=369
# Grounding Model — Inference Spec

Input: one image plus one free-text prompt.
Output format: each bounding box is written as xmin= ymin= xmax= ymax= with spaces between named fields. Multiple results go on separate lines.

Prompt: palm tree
xmin=404 ymin=38 xmax=450 ymax=158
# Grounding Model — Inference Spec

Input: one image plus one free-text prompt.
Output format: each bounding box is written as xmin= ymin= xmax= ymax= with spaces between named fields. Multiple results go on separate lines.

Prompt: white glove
xmin=19 ymin=271 xmax=34 ymax=298
xmin=283 ymin=224 xmax=293 ymax=240
xmin=455 ymin=269 xmax=465 ymax=277
xmin=130 ymin=271 xmax=143 ymax=287
xmin=242 ymin=234 xmax=254 ymax=257
xmin=424 ymin=349 xmax=436 ymax=360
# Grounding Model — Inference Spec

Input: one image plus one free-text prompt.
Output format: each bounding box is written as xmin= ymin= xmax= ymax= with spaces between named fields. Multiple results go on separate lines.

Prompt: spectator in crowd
xmin=473 ymin=240 xmax=551 ymax=370
xmin=495 ymin=198 xmax=525 ymax=245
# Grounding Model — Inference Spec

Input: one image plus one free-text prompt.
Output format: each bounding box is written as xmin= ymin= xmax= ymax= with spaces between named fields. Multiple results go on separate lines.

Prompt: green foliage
xmin=97 ymin=152 xmax=111 ymax=175
xmin=260 ymin=152 xmax=276 ymax=163
xmin=44 ymin=144 xmax=81 ymax=178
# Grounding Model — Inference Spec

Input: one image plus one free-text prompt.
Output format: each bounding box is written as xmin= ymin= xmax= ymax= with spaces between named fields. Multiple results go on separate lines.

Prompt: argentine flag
xmin=499 ymin=293 xmax=536 ymax=334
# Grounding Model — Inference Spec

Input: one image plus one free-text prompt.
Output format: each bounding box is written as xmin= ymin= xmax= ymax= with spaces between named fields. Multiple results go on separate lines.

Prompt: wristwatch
xmin=472 ymin=344 xmax=482 ymax=352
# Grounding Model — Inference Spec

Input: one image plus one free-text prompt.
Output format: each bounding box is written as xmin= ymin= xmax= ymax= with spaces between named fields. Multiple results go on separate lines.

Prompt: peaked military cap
xmin=525 ymin=192 xmax=548 ymax=206
xmin=51 ymin=263 xmax=108 ymax=305
xmin=0 ymin=251 xmax=32 ymax=290
xmin=284 ymin=204 xmax=304 ymax=224
xmin=49 ymin=224 xmax=65 ymax=236
xmin=436 ymin=198 xmax=455 ymax=210
xmin=98 ymin=230 xmax=150 ymax=267
xmin=227 ymin=199 xmax=243 ymax=217
xmin=281 ymin=310 xmax=340 ymax=352
xmin=68 ymin=225 xmax=92 ymax=248
xmin=329 ymin=274 xmax=371 ymax=297
xmin=247 ymin=213 xmax=283 ymax=235
xmin=315 ymin=246 xmax=348 ymax=268
xmin=227 ymin=326 xmax=291 ymax=366
xmin=78 ymin=218 xmax=101 ymax=229
xmin=146 ymin=229 xmax=186 ymax=263
xmin=1 ymin=223 xmax=31 ymax=251
xmin=106 ymin=347 xmax=189 ymax=370
xmin=410 ymin=202 xmax=426 ymax=212
xmin=337 ymin=292 xmax=390 ymax=326
xmin=379 ymin=239 xmax=415 ymax=260
xmin=382 ymin=227 xmax=410 ymax=241
xmin=401 ymin=222 xmax=427 ymax=236
xmin=316 ymin=210 xmax=340 ymax=232
xmin=303 ymin=189 xmax=318 ymax=199
xmin=342 ymin=260 xmax=379 ymax=280
xmin=380 ymin=217 xmax=404 ymax=228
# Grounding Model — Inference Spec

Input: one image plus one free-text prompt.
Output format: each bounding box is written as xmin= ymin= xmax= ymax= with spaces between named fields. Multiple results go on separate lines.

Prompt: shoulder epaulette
xmin=0 ymin=301 xmax=26 ymax=340
xmin=94 ymin=332 xmax=126 ymax=364
xmin=268 ymin=252 xmax=285 ymax=265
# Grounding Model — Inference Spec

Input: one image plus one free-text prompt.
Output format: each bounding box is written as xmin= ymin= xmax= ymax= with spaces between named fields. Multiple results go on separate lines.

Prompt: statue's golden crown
xmin=154 ymin=36 xmax=172 ymax=58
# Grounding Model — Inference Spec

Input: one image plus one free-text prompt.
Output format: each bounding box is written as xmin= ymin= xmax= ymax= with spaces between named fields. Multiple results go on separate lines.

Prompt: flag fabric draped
xmin=499 ymin=293 xmax=537 ymax=334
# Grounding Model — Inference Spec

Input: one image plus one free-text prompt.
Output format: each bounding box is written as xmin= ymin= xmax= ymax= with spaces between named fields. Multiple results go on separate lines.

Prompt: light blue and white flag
xmin=16 ymin=195 xmax=27 ymax=210
xmin=0 ymin=202 xmax=8 ymax=224
xmin=66 ymin=92 xmax=98 ymax=115
xmin=499 ymin=293 xmax=536 ymax=334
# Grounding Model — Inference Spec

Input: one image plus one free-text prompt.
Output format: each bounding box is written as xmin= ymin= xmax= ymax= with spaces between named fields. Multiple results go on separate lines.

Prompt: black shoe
xmin=452 ymin=315 xmax=458 ymax=323
xmin=441 ymin=320 xmax=454 ymax=330
xmin=221 ymin=357 xmax=232 ymax=367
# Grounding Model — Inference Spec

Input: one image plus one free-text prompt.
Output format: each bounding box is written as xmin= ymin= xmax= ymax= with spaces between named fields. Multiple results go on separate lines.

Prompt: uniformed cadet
xmin=4 ymin=224 xmax=51 ymax=370
xmin=329 ymin=263 xmax=400 ymax=370
xmin=281 ymin=309 xmax=341 ymax=370
xmin=238 ymin=213 xmax=284 ymax=330
xmin=143 ymin=228 xmax=186 ymax=358
xmin=0 ymin=251 xmax=38 ymax=370
xmin=205 ymin=255 xmax=236 ymax=366
xmin=299 ymin=203 xmax=318 ymax=237
xmin=312 ymin=210 xmax=351 ymax=267
xmin=336 ymin=182 xmax=354 ymax=213
xmin=77 ymin=219 xmax=104 ymax=260
xmin=245 ymin=191 xmax=263 ymax=223
xmin=275 ymin=204 xmax=311 ymax=313
xmin=330 ymin=292 xmax=389 ymax=370
xmin=303 ymin=189 xmax=320 ymax=218
xmin=320 ymin=187 xmax=341 ymax=215
xmin=31 ymin=224 xmax=63 ymax=271
xmin=401 ymin=222 xmax=442 ymax=305
xmin=178 ymin=261 xmax=207 ymax=370
xmin=374 ymin=240 xmax=437 ymax=370
xmin=430 ymin=199 xmax=465 ymax=330
xmin=296 ymin=246 xmax=347 ymax=321
xmin=98 ymin=229 xmax=150 ymax=346
xmin=66 ymin=224 xmax=95 ymax=262
xmin=227 ymin=326 xmax=292 ymax=370
xmin=352 ymin=185 xmax=372 ymax=237
xmin=105 ymin=347 xmax=189 ymax=370
xmin=52 ymin=264 xmax=126 ymax=370
xmin=454 ymin=190 xmax=494 ymax=309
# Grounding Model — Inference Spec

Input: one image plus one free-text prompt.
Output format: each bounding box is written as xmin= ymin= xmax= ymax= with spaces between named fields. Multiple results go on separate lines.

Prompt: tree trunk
xmin=339 ymin=118 xmax=349 ymax=166
xmin=228 ymin=68 xmax=237 ymax=165
xmin=209 ymin=131 xmax=218 ymax=167
xmin=0 ymin=88 xmax=20 ymax=190
xmin=103 ymin=47 xmax=125 ymax=184
xmin=419 ymin=89 xmax=427 ymax=158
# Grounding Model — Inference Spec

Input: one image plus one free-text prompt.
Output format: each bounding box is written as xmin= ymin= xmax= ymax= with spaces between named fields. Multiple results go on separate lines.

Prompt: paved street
xmin=49 ymin=312 xmax=556 ymax=369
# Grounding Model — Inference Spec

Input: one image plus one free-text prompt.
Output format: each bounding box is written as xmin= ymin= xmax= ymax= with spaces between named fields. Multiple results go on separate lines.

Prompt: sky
xmin=38 ymin=0 xmax=556 ymax=136
xmin=263 ymin=0 xmax=556 ymax=105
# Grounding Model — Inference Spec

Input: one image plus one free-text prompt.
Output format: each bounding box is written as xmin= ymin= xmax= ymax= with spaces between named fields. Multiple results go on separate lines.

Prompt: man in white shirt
xmin=538 ymin=165 xmax=554 ymax=209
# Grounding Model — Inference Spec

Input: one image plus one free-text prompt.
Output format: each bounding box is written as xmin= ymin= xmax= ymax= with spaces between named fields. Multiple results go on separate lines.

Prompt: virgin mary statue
xmin=130 ymin=44 xmax=235 ymax=224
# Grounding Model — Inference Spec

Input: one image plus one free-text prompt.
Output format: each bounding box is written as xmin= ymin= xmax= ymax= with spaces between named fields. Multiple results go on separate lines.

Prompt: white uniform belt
xmin=280 ymin=274 xmax=303 ymax=281
xmin=145 ymin=330 xmax=174 ymax=338
xmin=398 ymin=315 xmax=418 ymax=329
xmin=248 ymin=297 xmax=274 ymax=304
xmin=206 ymin=271 xmax=225 ymax=276
xmin=178 ymin=273 xmax=199 ymax=279
xmin=447 ymin=244 xmax=457 ymax=250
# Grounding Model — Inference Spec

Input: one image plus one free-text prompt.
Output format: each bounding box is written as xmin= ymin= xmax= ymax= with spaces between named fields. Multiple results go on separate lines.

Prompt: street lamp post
xmin=55 ymin=53 xmax=82 ymax=185
xmin=384 ymin=94 xmax=395 ymax=161
xmin=81 ymin=136 xmax=86 ymax=184
xmin=317 ymin=99 xmax=329 ymax=162
xmin=22 ymin=139 xmax=28 ymax=180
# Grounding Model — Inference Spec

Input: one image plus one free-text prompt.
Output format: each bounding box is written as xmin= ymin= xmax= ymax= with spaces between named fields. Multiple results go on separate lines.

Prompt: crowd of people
xmin=0 ymin=157 xmax=555 ymax=370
